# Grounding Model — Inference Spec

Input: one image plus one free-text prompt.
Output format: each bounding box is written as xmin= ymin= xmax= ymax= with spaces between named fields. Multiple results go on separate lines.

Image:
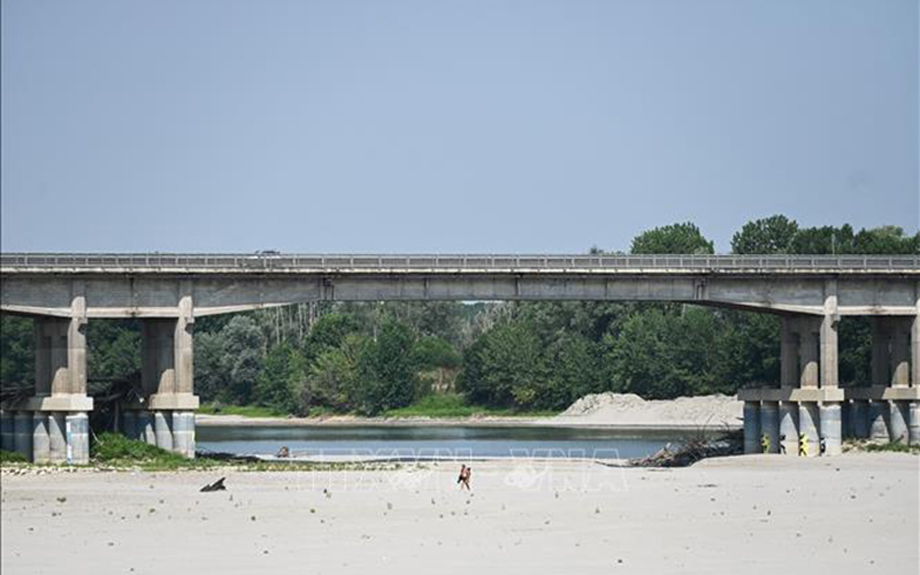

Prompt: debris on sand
xmin=200 ymin=477 xmax=227 ymax=492
xmin=630 ymin=428 xmax=743 ymax=467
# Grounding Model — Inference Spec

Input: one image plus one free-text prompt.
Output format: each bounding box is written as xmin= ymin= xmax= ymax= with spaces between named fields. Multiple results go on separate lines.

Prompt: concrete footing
xmin=889 ymin=401 xmax=910 ymax=443
xmin=14 ymin=412 xmax=32 ymax=459
xmin=743 ymin=401 xmax=760 ymax=454
xmin=850 ymin=400 xmax=870 ymax=439
xmin=135 ymin=411 xmax=155 ymax=445
xmin=65 ymin=412 xmax=89 ymax=464
xmin=171 ymin=411 xmax=195 ymax=458
xmin=798 ymin=402 xmax=819 ymax=457
xmin=779 ymin=401 xmax=798 ymax=455
xmin=153 ymin=411 xmax=173 ymax=452
xmin=820 ymin=402 xmax=842 ymax=455
xmin=32 ymin=413 xmax=51 ymax=464
xmin=49 ymin=412 xmax=66 ymax=463
xmin=909 ymin=402 xmax=920 ymax=445
xmin=0 ymin=410 xmax=13 ymax=452
xmin=868 ymin=401 xmax=890 ymax=441
xmin=760 ymin=401 xmax=780 ymax=453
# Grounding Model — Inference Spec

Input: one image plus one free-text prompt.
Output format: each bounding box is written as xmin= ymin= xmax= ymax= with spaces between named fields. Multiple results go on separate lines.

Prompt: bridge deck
xmin=2 ymin=253 xmax=918 ymax=274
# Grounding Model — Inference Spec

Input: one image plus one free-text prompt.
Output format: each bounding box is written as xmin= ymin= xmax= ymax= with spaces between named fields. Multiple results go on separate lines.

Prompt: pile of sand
xmin=554 ymin=392 xmax=743 ymax=427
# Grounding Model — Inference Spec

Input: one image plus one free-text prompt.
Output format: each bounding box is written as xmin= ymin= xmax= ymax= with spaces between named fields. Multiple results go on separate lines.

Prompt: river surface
xmin=197 ymin=425 xmax=694 ymax=459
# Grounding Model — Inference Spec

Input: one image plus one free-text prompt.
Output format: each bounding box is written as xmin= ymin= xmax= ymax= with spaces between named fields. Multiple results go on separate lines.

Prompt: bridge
xmin=1 ymin=252 xmax=919 ymax=463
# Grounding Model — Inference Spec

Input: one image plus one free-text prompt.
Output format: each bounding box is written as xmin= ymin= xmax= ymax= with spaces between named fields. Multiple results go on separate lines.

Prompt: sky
xmin=1 ymin=0 xmax=917 ymax=254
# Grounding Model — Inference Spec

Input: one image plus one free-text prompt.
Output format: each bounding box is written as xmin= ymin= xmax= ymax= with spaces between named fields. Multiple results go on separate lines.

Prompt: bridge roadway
xmin=0 ymin=252 xmax=919 ymax=463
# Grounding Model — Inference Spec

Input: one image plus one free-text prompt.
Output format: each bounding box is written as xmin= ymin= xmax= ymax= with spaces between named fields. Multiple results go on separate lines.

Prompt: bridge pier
xmin=1 ymin=311 xmax=94 ymax=464
xmin=122 ymin=314 xmax=198 ymax=458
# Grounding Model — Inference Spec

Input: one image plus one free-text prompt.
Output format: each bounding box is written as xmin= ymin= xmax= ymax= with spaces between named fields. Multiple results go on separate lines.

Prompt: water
xmin=197 ymin=425 xmax=692 ymax=460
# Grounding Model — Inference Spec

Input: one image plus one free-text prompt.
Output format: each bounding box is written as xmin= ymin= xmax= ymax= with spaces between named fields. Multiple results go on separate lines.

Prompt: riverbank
xmin=197 ymin=393 xmax=744 ymax=431
xmin=2 ymin=453 xmax=916 ymax=574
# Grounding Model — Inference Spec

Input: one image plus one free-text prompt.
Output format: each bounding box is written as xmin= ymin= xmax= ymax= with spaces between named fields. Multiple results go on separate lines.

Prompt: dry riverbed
xmin=1 ymin=453 xmax=916 ymax=574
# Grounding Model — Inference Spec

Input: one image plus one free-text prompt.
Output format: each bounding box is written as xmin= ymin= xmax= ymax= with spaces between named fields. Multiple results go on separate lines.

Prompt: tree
xmin=0 ymin=315 xmax=34 ymax=389
xmin=221 ymin=315 xmax=266 ymax=405
xmin=853 ymin=226 xmax=919 ymax=255
xmin=254 ymin=342 xmax=306 ymax=414
xmin=459 ymin=321 xmax=544 ymax=408
xmin=305 ymin=334 xmax=366 ymax=412
xmin=630 ymin=222 xmax=714 ymax=254
xmin=788 ymin=225 xmax=855 ymax=254
xmin=730 ymin=215 xmax=799 ymax=254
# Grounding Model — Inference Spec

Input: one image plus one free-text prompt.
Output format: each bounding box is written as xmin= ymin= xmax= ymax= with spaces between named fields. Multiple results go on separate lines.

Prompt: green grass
xmin=198 ymin=404 xmax=283 ymax=418
xmin=91 ymin=432 xmax=219 ymax=470
xmin=384 ymin=393 xmax=558 ymax=418
xmin=0 ymin=449 xmax=28 ymax=464
xmin=863 ymin=440 xmax=920 ymax=454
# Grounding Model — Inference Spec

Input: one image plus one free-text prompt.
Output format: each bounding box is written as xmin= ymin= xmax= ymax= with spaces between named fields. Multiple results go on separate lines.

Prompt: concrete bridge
xmin=1 ymin=252 xmax=919 ymax=462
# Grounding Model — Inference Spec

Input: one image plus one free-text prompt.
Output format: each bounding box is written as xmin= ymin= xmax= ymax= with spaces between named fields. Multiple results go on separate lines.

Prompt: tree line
xmin=1 ymin=216 xmax=916 ymax=414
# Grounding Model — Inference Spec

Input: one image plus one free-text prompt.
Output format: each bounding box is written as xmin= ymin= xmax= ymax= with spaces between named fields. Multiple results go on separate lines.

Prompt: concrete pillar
xmin=840 ymin=401 xmax=850 ymax=439
xmin=889 ymin=401 xmax=910 ymax=443
xmin=13 ymin=412 xmax=33 ymax=459
xmin=780 ymin=317 xmax=799 ymax=387
xmin=871 ymin=318 xmax=890 ymax=387
xmin=137 ymin=411 xmax=156 ymax=445
xmin=172 ymin=411 xmax=195 ymax=458
xmin=49 ymin=412 xmax=66 ymax=464
xmin=0 ymin=409 xmax=13 ymax=452
xmin=909 ymin=402 xmax=920 ymax=445
xmin=851 ymin=399 xmax=870 ymax=439
xmin=820 ymin=284 xmax=839 ymax=389
xmin=760 ymin=401 xmax=780 ymax=453
xmin=175 ymin=287 xmax=194 ymax=395
xmin=142 ymin=320 xmax=176 ymax=396
xmin=911 ymin=312 xmax=919 ymax=387
xmin=779 ymin=401 xmax=798 ymax=455
xmin=820 ymin=402 xmax=842 ymax=455
xmin=65 ymin=412 xmax=89 ymax=465
xmin=798 ymin=320 xmax=820 ymax=388
xmin=122 ymin=411 xmax=138 ymax=440
xmin=743 ymin=401 xmax=761 ymax=454
xmin=890 ymin=322 xmax=910 ymax=388
xmin=154 ymin=411 xmax=173 ymax=451
xmin=798 ymin=402 xmax=819 ymax=457
xmin=869 ymin=400 xmax=890 ymax=441
xmin=32 ymin=413 xmax=50 ymax=464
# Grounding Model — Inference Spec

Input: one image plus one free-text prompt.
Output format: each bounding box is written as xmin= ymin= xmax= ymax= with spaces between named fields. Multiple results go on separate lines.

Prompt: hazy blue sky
xmin=2 ymin=0 xmax=917 ymax=253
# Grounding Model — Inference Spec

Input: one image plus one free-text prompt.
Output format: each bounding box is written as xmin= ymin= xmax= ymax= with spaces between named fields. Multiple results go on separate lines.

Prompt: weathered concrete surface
xmin=2 ymin=254 xmax=919 ymax=318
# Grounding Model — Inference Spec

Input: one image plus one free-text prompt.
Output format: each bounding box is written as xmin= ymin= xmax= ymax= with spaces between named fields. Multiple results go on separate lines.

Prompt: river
xmin=197 ymin=424 xmax=696 ymax=460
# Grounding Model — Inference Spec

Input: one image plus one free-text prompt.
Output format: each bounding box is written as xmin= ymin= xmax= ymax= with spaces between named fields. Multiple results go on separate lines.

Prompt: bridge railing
xmin=1 ymin=253 xmax=918 ymax=271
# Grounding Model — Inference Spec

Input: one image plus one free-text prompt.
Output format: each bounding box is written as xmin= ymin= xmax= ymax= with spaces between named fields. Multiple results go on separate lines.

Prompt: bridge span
xmin=1 ymin=252 xmax=919 ymax=462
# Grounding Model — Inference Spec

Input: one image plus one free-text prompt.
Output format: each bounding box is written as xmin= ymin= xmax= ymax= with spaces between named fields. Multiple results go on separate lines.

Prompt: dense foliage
xmin=1 ymin=217 xmax=916 ymax=414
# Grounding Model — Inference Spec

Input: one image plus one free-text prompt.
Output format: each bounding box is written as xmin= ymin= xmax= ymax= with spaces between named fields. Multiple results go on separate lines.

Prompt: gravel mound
xmin=555 ymin=392 xmax=742 ymax=427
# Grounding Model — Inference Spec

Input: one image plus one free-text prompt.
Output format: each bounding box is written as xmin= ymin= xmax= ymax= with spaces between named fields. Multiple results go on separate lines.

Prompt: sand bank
xmin=197 ymin=393 xmax=743 ymax=430
xmin=2 ymin=453 xmax=916 ymax=574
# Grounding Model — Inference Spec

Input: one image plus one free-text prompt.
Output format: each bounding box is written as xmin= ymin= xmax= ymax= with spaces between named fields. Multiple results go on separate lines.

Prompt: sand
xmin=2 ymin=453 xmax=917 ymax=574
xmin=196 ymin=393 xmax=744 ymax=430
xmin=554 ymin=392 xmax=743 ymax=428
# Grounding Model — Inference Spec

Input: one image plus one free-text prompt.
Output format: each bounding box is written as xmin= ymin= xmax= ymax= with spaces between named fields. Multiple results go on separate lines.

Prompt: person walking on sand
xmin=458 ymin=465 xmax=472 ymax=490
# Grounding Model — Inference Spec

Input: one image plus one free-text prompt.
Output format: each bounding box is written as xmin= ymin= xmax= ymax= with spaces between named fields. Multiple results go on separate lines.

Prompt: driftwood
xmin=631 ymin=427 xmax=743 ymax=468
xmin=200 ymin=477 xmax=227 ymax=492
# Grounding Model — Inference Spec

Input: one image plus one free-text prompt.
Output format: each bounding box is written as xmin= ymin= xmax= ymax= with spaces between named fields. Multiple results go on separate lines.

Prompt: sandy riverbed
xmin=197 ymin=393 xmax=744 ymax=430
xmin=2 ymin=453 xmax=916 ymax=574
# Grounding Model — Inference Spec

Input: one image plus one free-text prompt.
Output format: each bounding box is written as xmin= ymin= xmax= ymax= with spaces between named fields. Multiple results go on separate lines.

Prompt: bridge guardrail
xmin=1 ymin=253 xmax=918 ymax=272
